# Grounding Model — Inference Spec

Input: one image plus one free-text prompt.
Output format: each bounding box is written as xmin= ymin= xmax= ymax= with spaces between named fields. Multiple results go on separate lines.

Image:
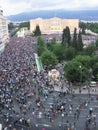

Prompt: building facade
xmin=30 ymin=17 xmax=79 ymax=34
xmin=17 ymin=27 xmax=30 ymax=37
xmin=0 ymin=9 xmax=9 ymax=44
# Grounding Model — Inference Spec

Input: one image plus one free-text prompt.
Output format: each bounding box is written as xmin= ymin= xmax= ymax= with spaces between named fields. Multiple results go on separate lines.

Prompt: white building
xmin=17 ymin=27 xmax=30 ymax=37
xmin=0 ymin=9 xmax=9 ymax=44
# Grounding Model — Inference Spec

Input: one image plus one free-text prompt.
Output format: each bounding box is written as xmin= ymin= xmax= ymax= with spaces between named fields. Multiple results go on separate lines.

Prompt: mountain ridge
xmin=6 ymin=10 xmax=98 ymax=22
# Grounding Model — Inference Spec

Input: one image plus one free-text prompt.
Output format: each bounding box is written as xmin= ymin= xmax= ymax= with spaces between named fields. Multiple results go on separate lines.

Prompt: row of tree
xmin=62 ymin=27 xmax=83 ymax=52
xmin=79 ymin=22 xmax=98 ymax=34
xmin=8 ymin=22 xmax=30 ymax=37
xmin=36 ymin=31 xmax=98 ymax=83
xmin=64 ymin=55 xmax=98 ymax=83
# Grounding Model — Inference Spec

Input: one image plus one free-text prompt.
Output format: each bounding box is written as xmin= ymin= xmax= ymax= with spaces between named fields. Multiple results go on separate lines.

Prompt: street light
xmin=79 ymin=65 xmax=82 ymax=93
xmin=61 ymin=113 xmax=64 ymax=129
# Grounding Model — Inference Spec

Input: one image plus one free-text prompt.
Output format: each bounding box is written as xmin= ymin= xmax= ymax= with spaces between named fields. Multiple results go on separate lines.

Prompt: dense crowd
xmin=0 ymin=37 xmax=97 ymax=130
xmin=0 ymin=37 xmax=49 ymax=129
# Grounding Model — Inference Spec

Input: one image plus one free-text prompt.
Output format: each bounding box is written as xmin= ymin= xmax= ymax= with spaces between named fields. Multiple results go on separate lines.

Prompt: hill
xmin=6 ymin=10 xmax=98 ymax=22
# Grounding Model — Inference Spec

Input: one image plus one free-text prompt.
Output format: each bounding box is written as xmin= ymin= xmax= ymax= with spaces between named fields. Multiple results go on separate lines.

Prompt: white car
xmin=90 ymin=81 xmax=97 ymax=87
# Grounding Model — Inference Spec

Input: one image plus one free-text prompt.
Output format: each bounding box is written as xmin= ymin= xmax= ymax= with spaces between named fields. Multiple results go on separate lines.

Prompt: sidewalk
xmin=0 ymin=42 xmax=5 ymax=54
xmin=73 ymin=87 xmax=98 ymax=95
xmin=54 ymin=85 xmax=98 ymax=95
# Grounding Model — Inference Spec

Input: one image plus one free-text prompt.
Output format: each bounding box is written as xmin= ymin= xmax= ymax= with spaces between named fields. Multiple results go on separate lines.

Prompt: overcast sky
xmin=0 ymin=0 xmax=98 ymax=16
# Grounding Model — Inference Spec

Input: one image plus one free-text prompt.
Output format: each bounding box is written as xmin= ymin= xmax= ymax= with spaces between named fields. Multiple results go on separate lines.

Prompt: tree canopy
xmin=37 ymin=37 xmax=46 ymax=56
xmin=33 ymin=25 xmax=41 ymax=36
xmin=64 ymin=60 xmax=89 ymax=82
xmin=79 ymin=22 xmax=98 ymax=33
xmin=62 ymin=26 xmax=71 ymax=47
xmin=41 ymin=51 xmax=58 ymax=70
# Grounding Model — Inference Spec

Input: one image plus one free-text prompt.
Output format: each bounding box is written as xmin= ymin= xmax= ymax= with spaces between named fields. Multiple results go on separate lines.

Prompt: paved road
xmin=0 ymin=38 xmax=98 ymax=130
xmin=1 ymin=88 xmax=98 ymax=130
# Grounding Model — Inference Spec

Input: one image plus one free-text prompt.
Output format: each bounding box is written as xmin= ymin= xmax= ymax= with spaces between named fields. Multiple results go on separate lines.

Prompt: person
xmin=93 ymin=121 xmax=96 ymax=128
xmin=89 ymin=108 xmax=93 ymax=116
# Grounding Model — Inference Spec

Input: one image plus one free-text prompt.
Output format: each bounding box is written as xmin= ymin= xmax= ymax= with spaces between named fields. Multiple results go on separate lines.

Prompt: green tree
xmin=81 ymin=27 xmax=86 ymax=34
xmin=77 ymin=31 xmax=83 ymax=52
xmin=95 ymin=39 xmax=98 ymax=47
xmin=74 ymin=55 xmax=91 ymax=68
xmin=92 ymin=63 xmax=98 ymax=81
xmin=64 ymin=60 xmax=89 ymax=83
xmin=79 ymin=22 xmax=86 ymax=34
xmin=64 ymin=47 xmax=76 ymax=61
xmin=47 ymin=38 xmax=57 ymax=51
xmin=62 ymin=26 xmax=71 ymax=47
xmin=41 ymin=51 xmax=58 ymax=70
xmin=90 ymin=55 xmax=98 ymax=81
xmin=8 ymin=22 xmax=14 ymax=30
xmin=72 ymin=28 xmax=77 ymax=50
xmin=33 ymin=25 xmax=41 ymax=36
xmin=90 ymin=55 xmax=98 ymax=68
xmin=37 ymin=37 xmax=46 ymax=56
xmin=52 ymin=44 xmax=65 ymax=62
xmin=19 ymin=22 xmax=30 ymax=29
xmin=83 ymin=45 xmax=96 ymax=56
xmin=11 ymin=28 xmax=19 ymax=37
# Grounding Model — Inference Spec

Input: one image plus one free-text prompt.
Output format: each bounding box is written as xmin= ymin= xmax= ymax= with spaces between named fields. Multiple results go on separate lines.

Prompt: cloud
xmin=0 ymin=0 xmax=98 ymax=16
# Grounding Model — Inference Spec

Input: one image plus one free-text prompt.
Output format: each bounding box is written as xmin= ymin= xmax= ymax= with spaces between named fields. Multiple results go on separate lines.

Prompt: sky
xmin=0 ymin=0 xmax=98 ymax=16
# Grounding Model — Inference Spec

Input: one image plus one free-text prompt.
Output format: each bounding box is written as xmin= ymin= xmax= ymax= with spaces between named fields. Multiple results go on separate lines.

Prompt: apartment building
xmin=0 ymin=9 xmax=9 ymax=44
xmin=30 ymin=17 xmax=79 ymax=34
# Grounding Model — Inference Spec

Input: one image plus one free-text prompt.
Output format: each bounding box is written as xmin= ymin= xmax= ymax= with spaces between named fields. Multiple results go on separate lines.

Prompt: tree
xmin=77 ymin=31 xmax=83 ymax=52
xmin=91 ymin=55 xmax=98 ymax=81
xmin=64 ymin=47 xmax=76 ymax=61
xmin=33 ymin=25 xmax=41 ymax=36
xmin=92 ymin=63 xmax=98 ymax=81
xmin=62 ymin=26 xmax=71 ymax=47
xmin=90 ymin=55 xmax=98 ymax=68
xmin=11 ymin=28 xmax=20 ymax=37
xmin=72 ymin=28 xmax=77 ymax=50
xmin=19 ymin=22 xmax=30 ymax=29
xmin=79 ymin=22 xmax=86 ymax=34
xmin=83 ymin=45 xmax=96 ymax=56
xmin=41 ymin=51 xmax=58 ymax=70
xmin=47 ymin=38 xmax=57 ymax=51
xmin=64 ymin=60 xmax=89 ymax=83
xmin=81 ymin=27 xmax=86 ymax=35
xmin=74 ymin=55 xmax=91 ymax=68
xmin=52 ymin=44 xmax=65 ymax=62
xmin=8 ymin=22 xmax=14 ymax=30
xmin=37 ymin=37 xmax=46 ymax=56
xmin=79 ymin=22 xmax=98 ymax=33
xmin=95 ymin=39 xmax=98 ymax=47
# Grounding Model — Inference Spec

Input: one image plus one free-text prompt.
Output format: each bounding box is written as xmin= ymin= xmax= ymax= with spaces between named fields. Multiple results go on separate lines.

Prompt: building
xmin=30 ymin=17 xmax=79 ymax=34
xmin=82 ymin=35 xmax=98 ymax=47
xmin=0 ymin=9 xmax=9 ymax=44
xmin=17 ymin=27 xmax=30 ymax=37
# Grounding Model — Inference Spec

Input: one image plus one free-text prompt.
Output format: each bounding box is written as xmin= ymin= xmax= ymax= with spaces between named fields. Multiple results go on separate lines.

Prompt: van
xmin=0 ymin=124 xmax=2 ymax=130
xmin=90 ymin=81 xmax=97 ymax=87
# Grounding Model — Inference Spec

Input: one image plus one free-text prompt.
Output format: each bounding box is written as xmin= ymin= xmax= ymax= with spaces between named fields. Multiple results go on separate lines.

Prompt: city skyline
xmin=0 ymin=0 xmax=98 ymax=16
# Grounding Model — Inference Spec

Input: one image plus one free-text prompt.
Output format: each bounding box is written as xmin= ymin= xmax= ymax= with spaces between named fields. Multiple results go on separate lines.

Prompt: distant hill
xmin=6 ymin=10 xmax=98 ymax=22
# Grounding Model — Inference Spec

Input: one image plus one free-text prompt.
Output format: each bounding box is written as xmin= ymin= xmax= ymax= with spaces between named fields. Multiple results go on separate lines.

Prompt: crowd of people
xmin=0 ymin=37 xmax=48 ymax=129
xmin=0 ymin=37 xmax=97 ymax=130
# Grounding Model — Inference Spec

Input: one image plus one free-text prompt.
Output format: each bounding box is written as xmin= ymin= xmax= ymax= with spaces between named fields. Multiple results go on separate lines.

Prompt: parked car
xmin=90 ymin=81 xmax=97 ymax=87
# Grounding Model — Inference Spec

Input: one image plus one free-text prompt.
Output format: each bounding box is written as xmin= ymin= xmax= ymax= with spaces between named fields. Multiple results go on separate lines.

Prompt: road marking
xmin=37 ymin=123 xmax=52 ymax=127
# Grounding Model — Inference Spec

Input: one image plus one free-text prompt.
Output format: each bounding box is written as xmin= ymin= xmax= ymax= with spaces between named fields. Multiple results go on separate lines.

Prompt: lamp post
xmin=88 ymin=68 xmax=92 ymax=96
xmin=61 ymin=113 xmax=64 ymax=130
xmin=79 ymin=65 xmax=82 ymax=93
